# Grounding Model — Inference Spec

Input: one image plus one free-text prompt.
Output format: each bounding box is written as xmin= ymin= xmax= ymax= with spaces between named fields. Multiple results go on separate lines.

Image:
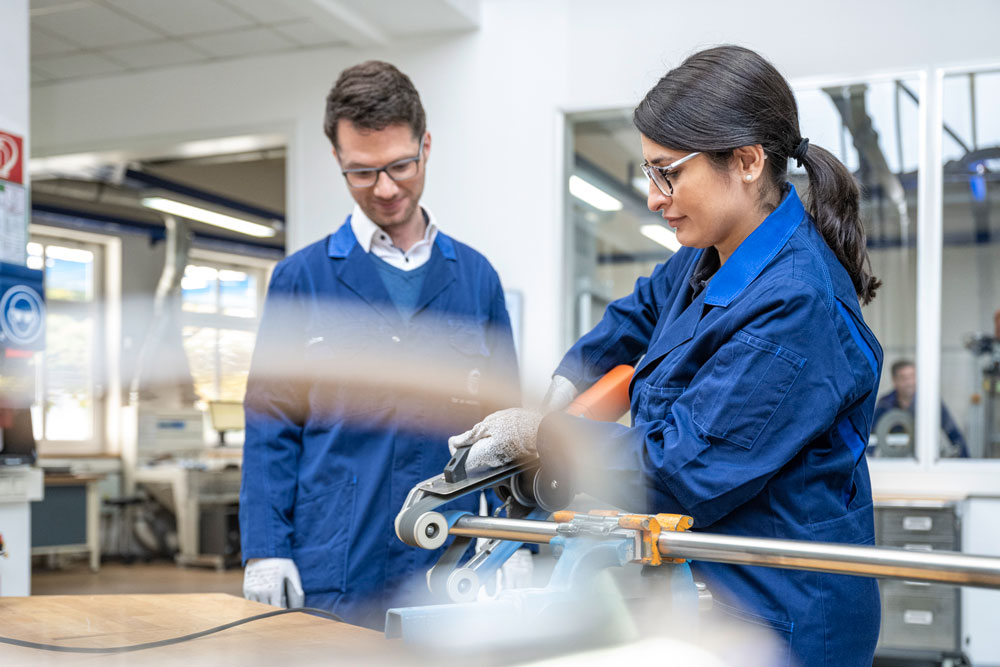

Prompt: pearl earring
xmin=745 ymin=174 xmax=752 ymax=181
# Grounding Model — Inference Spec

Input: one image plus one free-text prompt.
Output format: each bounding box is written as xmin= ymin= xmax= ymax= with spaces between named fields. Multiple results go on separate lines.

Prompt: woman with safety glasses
xmin=451 ymin=45 xmax=883 ymax=665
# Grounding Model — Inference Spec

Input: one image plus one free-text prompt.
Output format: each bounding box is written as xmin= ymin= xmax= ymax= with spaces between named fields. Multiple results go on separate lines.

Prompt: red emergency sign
xmin=0 ymin=131 xmax=24 ymax=185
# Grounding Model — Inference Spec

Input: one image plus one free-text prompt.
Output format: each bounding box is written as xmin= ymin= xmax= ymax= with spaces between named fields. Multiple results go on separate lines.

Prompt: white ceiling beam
xmin=441 ymin=0 xmax=481 ymax=29
xmin=289 ymin=0 xmax=389 ymax=48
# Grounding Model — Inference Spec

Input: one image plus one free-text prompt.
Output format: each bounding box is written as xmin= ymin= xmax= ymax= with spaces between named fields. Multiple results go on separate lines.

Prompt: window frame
xmin=28 ymin=224 xmax=122 ymax=457
xmin=561 ymin=60 xmax=1000 ymax=499
xmin=181 ymin=248 xmax=274 ymax=406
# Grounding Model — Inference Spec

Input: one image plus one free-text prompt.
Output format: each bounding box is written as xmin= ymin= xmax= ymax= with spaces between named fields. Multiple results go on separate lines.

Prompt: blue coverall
xmin=240 ymin=218 xmax=519 ymax=629
xmin=544 ymin=186 xmax=883 ymax=666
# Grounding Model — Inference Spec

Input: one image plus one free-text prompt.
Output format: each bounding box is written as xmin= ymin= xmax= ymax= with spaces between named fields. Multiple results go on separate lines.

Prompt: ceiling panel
xmin=32 ymin=51 xmax=129 ymax=78
xmin=105 ymin=40 xmax=206 ymax=69
xmin=30 ymin=0 xmax=482 ymax=86
xmin=185 ymin=27 xmax=297 ymax=59
xmin=272 ymin=20 xmax=344 ymax=48
xmin=353 ymin=0 xmax=480 ymax=36
xmin=30 ymin=0 xmax=96 ymax=12
xmin=217 ymin=0 xmax=305 ymax=24
xmin=30 ymin=26 xmax=81 ymax=57
xmin=104 ymin=0 xmax=255 ymax=37
xmin=33 ymin=3 xmax=160 ymax=48
xmin=31 ymin=64 xmax=60 ymax=84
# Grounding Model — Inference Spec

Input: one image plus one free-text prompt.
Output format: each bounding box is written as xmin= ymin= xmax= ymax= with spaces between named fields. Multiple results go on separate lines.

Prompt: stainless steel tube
xmin=450 ymin=516 xmax=559 ymax=543
xmin=448 ymin=516 xmax=1000 ymax=589
xmin=657 ymin=531 xmax=1000 ymax=589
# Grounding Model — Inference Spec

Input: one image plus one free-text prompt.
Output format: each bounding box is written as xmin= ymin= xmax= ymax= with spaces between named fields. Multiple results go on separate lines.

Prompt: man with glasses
xmin=239 ymin=61 xmax=520 ymax=629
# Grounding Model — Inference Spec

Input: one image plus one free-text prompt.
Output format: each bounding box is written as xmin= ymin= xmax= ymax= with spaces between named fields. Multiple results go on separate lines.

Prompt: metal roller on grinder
xmin=394 ymin=365 xmax=634 ymax=549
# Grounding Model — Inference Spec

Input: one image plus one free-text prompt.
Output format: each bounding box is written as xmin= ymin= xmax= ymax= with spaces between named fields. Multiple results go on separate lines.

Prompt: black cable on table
xmin=0 ymin=607 xmax=345 ymax=654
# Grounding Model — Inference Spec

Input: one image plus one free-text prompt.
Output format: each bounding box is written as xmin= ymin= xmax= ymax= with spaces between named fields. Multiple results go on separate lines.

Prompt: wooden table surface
xmin=41 ymin=474 xmax=105 ymax=486
xmin=0 ymin=593 xmax=411 ymax=666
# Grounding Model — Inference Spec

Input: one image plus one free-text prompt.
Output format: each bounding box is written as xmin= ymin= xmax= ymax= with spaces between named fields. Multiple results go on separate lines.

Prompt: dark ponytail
xmin=797 ymin=143 xmax=881 ymax=304
xmin=633 ymin=45 xmax=880 ymax=305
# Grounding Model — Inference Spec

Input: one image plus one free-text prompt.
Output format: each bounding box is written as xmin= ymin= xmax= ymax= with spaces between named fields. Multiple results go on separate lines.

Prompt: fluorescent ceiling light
xmin=640 ymin=224 xmax=682 ymax=253
xmin=176 ymin=135 xmax=281 ymax=159
xmin=569 ymin=175 xmax=623 ymax=212
xmin=30 ymin=152 xmax=107 ymax=178
xmin=141 ymin=197 xmax=277 ymax=238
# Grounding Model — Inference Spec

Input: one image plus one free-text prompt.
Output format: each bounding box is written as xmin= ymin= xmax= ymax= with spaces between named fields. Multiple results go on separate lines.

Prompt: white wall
xmin=0 ymin=0 xmax=31 ymax=597
xmin=1 ymin=0 xmax=29 ymax=257
xmin=30 ymin=0 xmax=1000 ymax=395
xmin=0 ymin=0 xmax=28 ymax=139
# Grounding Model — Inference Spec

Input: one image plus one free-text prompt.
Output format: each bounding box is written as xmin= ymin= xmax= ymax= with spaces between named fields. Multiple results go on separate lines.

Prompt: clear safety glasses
xmin=341 ymin=136 xmax=425 ymax=188
xmin=640 ymin=151 xmax=701 ymax=197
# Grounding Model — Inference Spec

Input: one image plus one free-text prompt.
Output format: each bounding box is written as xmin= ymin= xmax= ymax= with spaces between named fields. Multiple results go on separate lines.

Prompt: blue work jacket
xmin=547 ymin=187 xmax=883 ymax=666
xmin=240 ymin=217 xmax=519 ymax=629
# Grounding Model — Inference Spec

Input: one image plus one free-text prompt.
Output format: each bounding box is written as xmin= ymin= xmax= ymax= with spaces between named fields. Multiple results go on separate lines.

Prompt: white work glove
xmin=540 ymin=375 xmax=579 ymax=413
xmin=243 ymin=557 xmax=305 ymax=608
xmin=448 ymin=376 xmax=579 ymax=470
xmin=449 ymin=407 xmax=543 ymax=469
xmin=477 ymin=548 xmax=536 ymax=601
xmin=500 ymin=547 xmax=534 ymax=589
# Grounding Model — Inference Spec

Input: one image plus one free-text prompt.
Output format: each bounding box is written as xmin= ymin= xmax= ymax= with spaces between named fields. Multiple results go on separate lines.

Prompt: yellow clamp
xmin=617 ymin=513 xmax=694 ymax=565
xmin=549 ymin=511 xmax=693 ymax=565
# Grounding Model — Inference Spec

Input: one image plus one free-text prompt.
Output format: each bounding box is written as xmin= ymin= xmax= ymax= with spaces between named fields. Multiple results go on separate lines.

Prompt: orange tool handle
xmin=564 ymin=364 xmax=634 ymax=422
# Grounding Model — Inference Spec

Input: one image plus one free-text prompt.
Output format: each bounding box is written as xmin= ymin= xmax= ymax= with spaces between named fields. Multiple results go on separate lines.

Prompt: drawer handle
xmin=903 ymin=610 xmax=934 ymax=626
xmin=902 ymin=516 xmax=933 ymax=531
xmin=904 ymin=544 xmax=933 ymax=552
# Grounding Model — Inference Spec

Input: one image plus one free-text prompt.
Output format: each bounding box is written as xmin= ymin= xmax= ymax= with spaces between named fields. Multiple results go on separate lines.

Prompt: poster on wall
xmin=0 ymin=130 xmax=26 ymax=266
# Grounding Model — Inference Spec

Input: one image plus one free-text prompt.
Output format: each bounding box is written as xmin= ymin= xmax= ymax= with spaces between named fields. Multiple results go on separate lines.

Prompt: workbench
xmin=0 ymin=593 xmax=402 ymax=666
xmin=31 ymin=473 xmax=102 ymax=573
xmin=0 ymin=465 xmax=43 ymax=596
xmin=134 ymin=462 xmax=241 ymax=569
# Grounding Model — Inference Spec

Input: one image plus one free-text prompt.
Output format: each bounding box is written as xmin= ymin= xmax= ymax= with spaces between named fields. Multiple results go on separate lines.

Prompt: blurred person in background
xmin=240 ymin=61 xmax=519 ymax=629
xmin=873 ymin=359 xmax=969 ymax=457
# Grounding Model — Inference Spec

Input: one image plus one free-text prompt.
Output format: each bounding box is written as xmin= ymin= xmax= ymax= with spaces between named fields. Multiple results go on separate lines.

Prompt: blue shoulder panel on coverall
xmin=240 ymin=217 xmax=519 ymax=629
xmin=548 ymin=186 xmax=883 ymax=667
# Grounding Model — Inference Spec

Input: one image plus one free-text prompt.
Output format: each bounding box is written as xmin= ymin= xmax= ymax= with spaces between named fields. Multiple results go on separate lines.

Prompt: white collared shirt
xmin=349 ymin=204 xmax=438 ymax=271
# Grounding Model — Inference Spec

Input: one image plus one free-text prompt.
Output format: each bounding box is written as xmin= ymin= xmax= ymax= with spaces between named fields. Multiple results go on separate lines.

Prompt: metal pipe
xmin=451 ymin=516 xmax=559 ymax=542
xmin=449 ymin=516 xmax=1000 ymax=589
xmin=657 ymin=531 xmax=1000 ymax=589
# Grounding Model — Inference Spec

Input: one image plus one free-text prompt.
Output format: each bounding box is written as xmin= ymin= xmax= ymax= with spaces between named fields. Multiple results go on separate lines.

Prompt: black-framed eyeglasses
xmin=640 ymin=151 xmax=701 ymax=197
xmin=340 ymin=137 xmax=426 ymax=188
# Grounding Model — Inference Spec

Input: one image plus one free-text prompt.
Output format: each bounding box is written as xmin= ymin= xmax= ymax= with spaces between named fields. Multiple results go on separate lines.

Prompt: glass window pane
xmin=44 ymin=245 xmax=94 ymax=302
xmin=43 ymin=313 xmax=94 ymax=441
xmin=218 ymin=329 xmax=255 ymax=401
xmin=182 ymin=265 xmax=218 ymax=313
xmin=182 ymin=325 xmax=218 ymax=402
xmin=219 ymin=269 xmax=258 ymax=318
xmin=942 ymin=69 xmax=1000 ymax=460
xmin=794 ymin=79 xmax=921 ymax=461
xmin=568 ymin=111 xmax=675 ymax=344
xmin=566 ymin=79 xmax=923 ymax=461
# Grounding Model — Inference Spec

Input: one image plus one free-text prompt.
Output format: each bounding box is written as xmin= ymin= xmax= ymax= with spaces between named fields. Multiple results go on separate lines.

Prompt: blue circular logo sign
xmin=0 ymin=285 xmax=44 ymax=347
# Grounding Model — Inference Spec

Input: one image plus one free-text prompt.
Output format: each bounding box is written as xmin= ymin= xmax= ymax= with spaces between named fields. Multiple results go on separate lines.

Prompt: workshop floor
xmin=31 ymin=559 xmax=243 ymax=596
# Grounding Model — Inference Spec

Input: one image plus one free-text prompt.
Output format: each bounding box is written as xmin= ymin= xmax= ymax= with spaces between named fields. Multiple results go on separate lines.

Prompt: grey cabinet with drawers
xmin=874 ymin=501 xmax=961 ymax=659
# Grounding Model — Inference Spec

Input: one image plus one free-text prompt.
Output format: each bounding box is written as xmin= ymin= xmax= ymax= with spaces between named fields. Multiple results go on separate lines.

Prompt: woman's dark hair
xmin=324 ymin=60 xmax=426 ymax=151
xmin=633 ymin=45 xmax=880 ymax=304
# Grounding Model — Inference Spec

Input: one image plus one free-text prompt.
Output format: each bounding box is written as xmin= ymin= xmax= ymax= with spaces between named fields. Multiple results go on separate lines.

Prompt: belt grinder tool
xmin=386 ymin=509 xmax=703 ymax=645
xmin=393 ymin=365 xmax=634 ymax=601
